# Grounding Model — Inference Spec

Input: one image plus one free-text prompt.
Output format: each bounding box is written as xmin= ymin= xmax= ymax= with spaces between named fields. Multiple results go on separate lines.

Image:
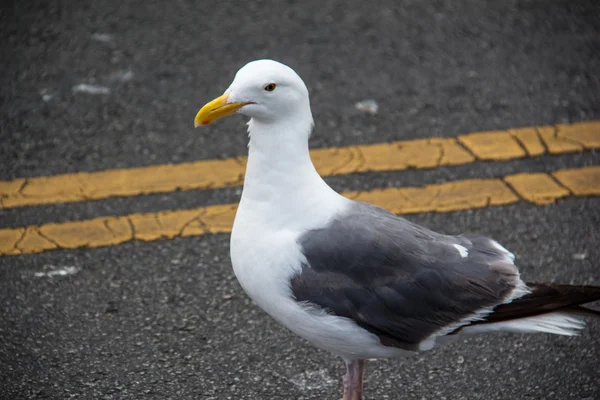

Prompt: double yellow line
xmin=1 ymin=120 xmax=599 ymax=256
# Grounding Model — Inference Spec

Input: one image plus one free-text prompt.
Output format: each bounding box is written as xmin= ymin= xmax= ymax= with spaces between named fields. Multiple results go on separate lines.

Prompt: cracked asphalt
xmin=1 ymin=1 xmax=600 ymax=399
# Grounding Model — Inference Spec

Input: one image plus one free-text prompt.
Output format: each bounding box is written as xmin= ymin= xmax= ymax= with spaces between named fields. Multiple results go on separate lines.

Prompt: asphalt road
xmin=1 ymin=1 xmax=600 ymax=399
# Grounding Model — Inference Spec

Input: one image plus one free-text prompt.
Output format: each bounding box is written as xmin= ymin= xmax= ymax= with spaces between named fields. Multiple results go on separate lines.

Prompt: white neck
xmin=236 ymin=115 xmax=347 ymax=232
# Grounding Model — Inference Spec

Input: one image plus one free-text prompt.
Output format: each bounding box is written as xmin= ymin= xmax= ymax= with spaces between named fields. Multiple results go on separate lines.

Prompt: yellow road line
xmin=1 ymin=120 xmax=599 ymax=210
xmin=1 ymin=165 xmax=598 ymax=257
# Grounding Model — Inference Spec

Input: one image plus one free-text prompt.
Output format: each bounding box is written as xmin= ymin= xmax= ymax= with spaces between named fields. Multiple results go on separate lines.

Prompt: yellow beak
xmin=194 ymin=93 xmax=251 ymax=127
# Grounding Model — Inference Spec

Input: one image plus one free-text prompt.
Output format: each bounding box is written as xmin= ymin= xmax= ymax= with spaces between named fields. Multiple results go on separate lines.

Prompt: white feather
xmin=453 ymin=244 xmax=469 ymax=258
xmin=457 ymin=312 xmax=586 ymax=337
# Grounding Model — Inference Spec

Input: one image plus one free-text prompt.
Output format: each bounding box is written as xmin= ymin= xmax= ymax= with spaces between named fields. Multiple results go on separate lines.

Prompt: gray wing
xmin=291 ymin=201 xmax=521 ymax=351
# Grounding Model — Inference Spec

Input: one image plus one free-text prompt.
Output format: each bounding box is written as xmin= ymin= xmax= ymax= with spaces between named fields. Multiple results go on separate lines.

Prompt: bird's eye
xmin=264 ymin=83 xmax=277 ymax=92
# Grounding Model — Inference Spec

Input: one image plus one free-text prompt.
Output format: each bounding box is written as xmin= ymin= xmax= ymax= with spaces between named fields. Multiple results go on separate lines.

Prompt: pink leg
xmin=342 ymin=359 xmax=366 ymax=400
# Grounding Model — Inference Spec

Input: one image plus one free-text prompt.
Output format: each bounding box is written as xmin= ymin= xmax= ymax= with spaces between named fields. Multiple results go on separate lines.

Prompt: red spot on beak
xmin=202 ymin=120 xmax=211 ymax=125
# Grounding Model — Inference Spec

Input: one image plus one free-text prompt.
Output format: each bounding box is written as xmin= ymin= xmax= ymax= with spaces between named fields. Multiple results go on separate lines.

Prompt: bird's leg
xmin=342 ymin=359 xmax=366 ymax=400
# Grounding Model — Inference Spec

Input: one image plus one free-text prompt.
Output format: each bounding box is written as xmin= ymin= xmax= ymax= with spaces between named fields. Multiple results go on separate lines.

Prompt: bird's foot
xmin=342 ymin=359 xmax=366 ymax=400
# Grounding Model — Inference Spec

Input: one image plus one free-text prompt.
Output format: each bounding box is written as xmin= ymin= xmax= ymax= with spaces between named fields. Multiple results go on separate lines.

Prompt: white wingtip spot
xmin=453 ymin=244 xmax=469 ymax=258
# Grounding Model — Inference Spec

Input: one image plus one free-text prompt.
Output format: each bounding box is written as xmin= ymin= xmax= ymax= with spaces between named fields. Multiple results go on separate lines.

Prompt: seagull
xmin=194 ymin=59 xmax=600 ymax=400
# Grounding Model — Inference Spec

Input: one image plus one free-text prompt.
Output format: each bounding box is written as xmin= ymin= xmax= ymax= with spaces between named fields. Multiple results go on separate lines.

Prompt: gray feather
xmin=291 ymin=201 xmax=520 ymax=351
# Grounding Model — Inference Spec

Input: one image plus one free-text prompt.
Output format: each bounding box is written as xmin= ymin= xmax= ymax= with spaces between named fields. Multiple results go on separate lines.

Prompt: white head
xmin=194 ymin=59 xmax=312 ymax=127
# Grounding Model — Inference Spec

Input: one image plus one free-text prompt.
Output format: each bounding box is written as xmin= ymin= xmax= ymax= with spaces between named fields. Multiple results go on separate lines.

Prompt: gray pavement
xmin=1 ymin=1 xmax=600 ymax=399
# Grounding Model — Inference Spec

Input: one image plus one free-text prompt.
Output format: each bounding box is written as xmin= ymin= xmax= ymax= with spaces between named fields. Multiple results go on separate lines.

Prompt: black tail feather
xmin=479 ymin=283 xmax=600 ymax=324
xmin=570 ymin=305 xmax=600 ymax=319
